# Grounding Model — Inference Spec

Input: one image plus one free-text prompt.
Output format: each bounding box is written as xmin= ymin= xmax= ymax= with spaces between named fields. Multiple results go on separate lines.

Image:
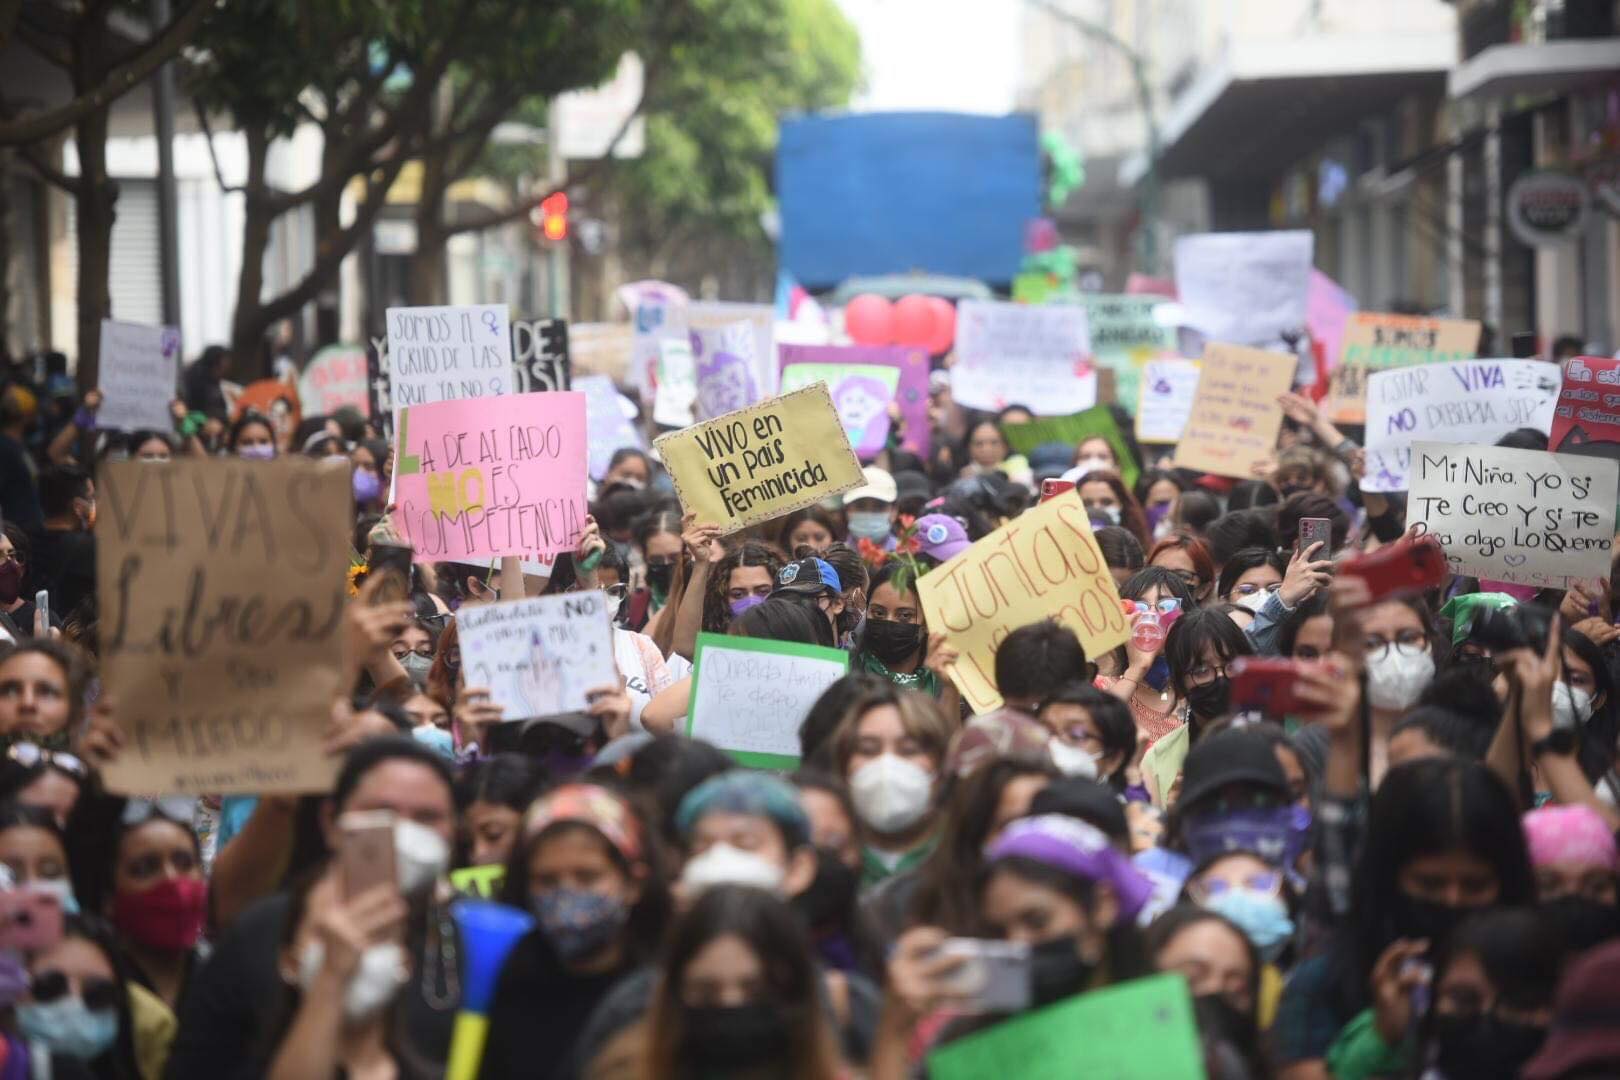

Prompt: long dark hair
xmin=40 ymin=915 xmax=144 ymax=1080
xmin=1564 ymin=626 xmax=1619 ymax=785
xmin=908 ymin=757 xmax=1059 ymax=933
xmin=701 ymin=541 xmax=783 ymax=634
xmin=1078 ymin=469 xmax=1150 ymax=550
xmin=976 ymin=855 xmax=1148 ymax=983
xmin=643 ymin=885 xmax=842 ymax=1080
xmin=1165 ymin=609 xmax=1254 ymax=733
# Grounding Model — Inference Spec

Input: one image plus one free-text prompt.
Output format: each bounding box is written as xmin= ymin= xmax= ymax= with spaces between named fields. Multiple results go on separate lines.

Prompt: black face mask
xmin=645 ymin=561 xmax=675 ymax=593
xmin=1390 ymin=892 xmax=1482 ymax=946
xmin=794 ymin=847 xmax=858 ymax=930
xmin=680 ymin=1003 xmax=791 ymax=1071
xmin=1430 ymin=1012 xmax=1547 ymax=1080
xmin=1541 ymin=895 xmax=1620 ymax=953
xmin=1186 ymin=676 xmax=1231 ymax=720
xmin=862 ymin=618 xmax=924 ymax=665
xmin=1029 ymin=937 xmax=1096 ymax=1008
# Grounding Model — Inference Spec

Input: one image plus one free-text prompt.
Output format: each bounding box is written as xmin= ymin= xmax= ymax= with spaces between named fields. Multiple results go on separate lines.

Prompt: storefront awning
xmin=1449 ymin=38 xmax=1620 ymax=102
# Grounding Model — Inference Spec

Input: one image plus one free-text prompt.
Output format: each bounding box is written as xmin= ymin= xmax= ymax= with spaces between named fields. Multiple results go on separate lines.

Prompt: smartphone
xmin=1298 ymin=517 xmax=1333 ymax=555
xmin=1040 ymin=479 xmax=1076 ymax=504
xmin=338 ymin=810 xmax=398 ymax=899
xmin=1339 ymin=534 xmax=1447 ymax=601
xmin=34 ymin=590 xmax=47 ymax=630
xmin=935 ymin=938 xmax=1031 ymax=1014
xmin=367 ymin=542 xmax=413 ymax=605
xmin=0 ymin=887 xmax=64 ymax=952
xmin=1229 ymin=657 xmax=1329 ymax=716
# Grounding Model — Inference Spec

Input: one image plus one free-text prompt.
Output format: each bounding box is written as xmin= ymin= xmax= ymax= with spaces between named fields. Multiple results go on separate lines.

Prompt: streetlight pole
xmin=1025 ymin=0 xmax=1161 ymax=276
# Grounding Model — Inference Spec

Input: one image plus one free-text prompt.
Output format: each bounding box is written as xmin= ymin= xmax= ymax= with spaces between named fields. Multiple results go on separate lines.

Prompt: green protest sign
xmin=927 ymin=974 xmax=1206 ymax=1080
xmin=685 ymin=633 xmax=849 ymax=769
xmin=450 ymin=863 xmax=506 ymax=899
xmin=1000 ymin=406 xmax=1140 ymax=489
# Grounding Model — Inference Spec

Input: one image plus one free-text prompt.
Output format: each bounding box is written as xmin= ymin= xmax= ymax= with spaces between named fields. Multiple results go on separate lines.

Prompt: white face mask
xmin=1087 ymin=504 xmax=1121 ymax=525
xmin=1365 ymin=648 xmax=1435 ymax=711
xmin=680 ymin=843 xmax=786 ymax=896
xmin=1236 ymin=591 xmax=1271 ymax=614
xmin=849 ymin=754 xmax=934 ymax=835
xmin=1553 ymin=680 xmax=1595 ymax=729
xmin=395 ymin=819 xmax=449 ymax=895
xmin=298 ymin=940 xmax=408 ymax=1022
xmin=1076 ymin=455 xmax=1113 ymax=474
xmin=1047 ymin=740 xmax=1100 ymax=780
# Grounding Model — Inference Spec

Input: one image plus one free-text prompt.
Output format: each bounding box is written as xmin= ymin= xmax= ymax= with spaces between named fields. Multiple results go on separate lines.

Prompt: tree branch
xmin=12 ymin=18 xmax=72 ymax=70
xmin=192 ymin=99 xmax=245 ymax=195
xmin=16 ymin=141 xmax=78 ymax=194
xmin=0 ymin=0 xmax=27 ymax=54
xmin=0 ymin=0 xmax=214 ymax=146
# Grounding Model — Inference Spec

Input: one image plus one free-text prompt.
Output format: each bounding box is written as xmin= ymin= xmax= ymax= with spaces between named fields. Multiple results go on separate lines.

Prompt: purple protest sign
xmin=1307 ymin=270 xmax=1356 ymax=373
xmin=778 ymin=344 xmax=930 ymax=458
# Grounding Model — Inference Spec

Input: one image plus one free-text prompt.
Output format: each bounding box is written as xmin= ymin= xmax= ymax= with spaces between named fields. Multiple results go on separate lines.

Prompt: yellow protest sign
xmin=655 ymin=382 xmax=863 ymax=534
xmin=1171 ymin=342 xmax=1296 ymax=479
xmin=1326 ymin=312 xmax=1482 ymax=423
xmin=917 ymin=490 xmax=1130 ymax=713
xmin=97 ymin=457 xmax=352 ymax=795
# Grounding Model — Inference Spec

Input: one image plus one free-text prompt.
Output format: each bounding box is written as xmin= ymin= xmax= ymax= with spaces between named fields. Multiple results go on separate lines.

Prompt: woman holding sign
xmin=849 ymin=563 xmax=959 ymax=715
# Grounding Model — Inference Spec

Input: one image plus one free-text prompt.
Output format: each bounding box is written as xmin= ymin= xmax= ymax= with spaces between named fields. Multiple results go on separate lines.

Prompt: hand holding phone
xmin=1229 ymin=657 xmax=1332 ymax=716
xmin=1298 ymin=517 xmax=1333 ymax=554
xmin=934 ymin=938 xmax=1031 ymax=1014
xmin=338 ymin=810 xmax=398 ymax=899
xmin=367 ymin=543 xmax=413 ymax=605
xmin=1040 ymin=479 xmax=1075 ymax=504
xmin=1339 ymin=534 xmax=1446 ymax=601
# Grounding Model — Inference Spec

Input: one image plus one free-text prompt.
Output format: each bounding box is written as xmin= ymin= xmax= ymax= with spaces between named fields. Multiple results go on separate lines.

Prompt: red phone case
xmin=1229 ymin=657 xmax=1328 ymax=716
xmin=1340 ymin=535 xmax=1446 ymax=600
xmin=1040 ymin=479 xmax=1075 ymax=503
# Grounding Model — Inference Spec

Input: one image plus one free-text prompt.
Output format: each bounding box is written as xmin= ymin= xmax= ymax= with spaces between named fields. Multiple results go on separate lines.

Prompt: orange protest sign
xmin=1326 ymin=312 xmax=1482 ymax=423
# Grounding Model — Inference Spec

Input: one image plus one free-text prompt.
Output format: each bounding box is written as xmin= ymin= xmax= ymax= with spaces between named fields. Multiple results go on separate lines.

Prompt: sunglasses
xmin=7 ymin=744 xmax=88 ymax=779
xmin=121 ymin=795 xmax=196 ymax=828
xmin=30 ymin=971 xmax=121 ymax=1012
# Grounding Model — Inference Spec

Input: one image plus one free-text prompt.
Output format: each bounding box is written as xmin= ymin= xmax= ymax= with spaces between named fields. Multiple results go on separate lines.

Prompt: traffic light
xmin=539 ymin=191 xmax=568 ymax=243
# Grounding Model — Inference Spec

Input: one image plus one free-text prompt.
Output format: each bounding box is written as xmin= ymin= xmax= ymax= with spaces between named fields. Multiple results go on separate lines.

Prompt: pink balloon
xmin=845 ymin=293 xmax=894 ymax=345
xmin=893 ymin=294 xmax=936 ymax=349
xmin=923 ymin=297 xmax=956 ymax=355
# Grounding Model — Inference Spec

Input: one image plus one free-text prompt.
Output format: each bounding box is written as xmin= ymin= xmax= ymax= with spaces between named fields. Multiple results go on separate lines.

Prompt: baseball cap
xmin=1176 ymin=727 xmax=1290 ymax=813
xmin=913 ymin=513 xmax=971 ymax=563
xmin=1522 ymin=940 xmax=1620 ymax=1079
xmin=894 ymin=470 xmax=932 ymax=504
xmin=772 ymin=556 xmax=842 ymax=597
xmin=843 ymin=466 xmax=897 ymax=505
xmin=943 ymin=708 xmax=1050 ymax=778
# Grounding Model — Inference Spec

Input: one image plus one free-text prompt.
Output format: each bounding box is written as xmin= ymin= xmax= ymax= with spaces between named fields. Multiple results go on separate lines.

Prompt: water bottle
xmin=1131 ymin=608 xmax=1164 ymax=654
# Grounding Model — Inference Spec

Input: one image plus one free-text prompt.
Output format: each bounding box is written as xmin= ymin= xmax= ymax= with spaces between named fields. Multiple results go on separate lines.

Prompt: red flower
xmin=858 ymin=538 xmax=889 ymax=566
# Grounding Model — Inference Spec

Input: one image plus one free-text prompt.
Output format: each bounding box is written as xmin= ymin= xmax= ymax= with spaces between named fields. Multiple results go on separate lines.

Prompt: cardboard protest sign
xmin=693 ymin=321 xmax=763 ymax=421
xmin=1362 ymin=360 xmax=1560 ymax=492
xmin=298 ymin=344 xmax=370 ymax=418
xmin=576 ymin=374 xmax=644 ymax=480
xmin=927 ymin=973 xmax=1203 ymax=1080
xmin=952 ymin=300 xmax=1096 ymax=415
xmin=1082 ymin=294 xmax=1177 ymax=411
xmin=1135 ymin=358 xmax=1201 ymax=445
xmin=1000 ymin=407 xmax=1140 ymax=490
xmin=917 ymin=491 xmax=1129 ymax=713
xmin=1549 ymin=356 xmax=1620 ymax=485
xmin=686 ymin=633 xmax=849 ymax=768
xmin=1171 ymin=343 xmax=1295 ymax=479
xmin=689 ymin=301 xmax=778 ymax=399
xmin=1173 ymin=229 xmax=1313 ymax=351
xmin=779 ymin=343 xmax=931 ymax=456
xmin=652 ymin=337 xmax=698 ymax=428
xmin=511 ymin=318 xmax=570 ymax=393
xmin=384 ymin=304 xmax=514 ymax=409
xmin=391 ymin=392 xmax=588 ymax=561
xmin=1325 ymin=312 xmax=1482 ymax=423
xmin=456 ymin=592 xmax=617 ymax=720
xmin=97 ymin=458 xmax=351 ymax=794
xmin=655 ymin=383 xmax=864 ymax=534
xmin=98 ymin=320 xmax=180 ymax=431
xmin=1407 ymin=442 xmax=1617 ymax=589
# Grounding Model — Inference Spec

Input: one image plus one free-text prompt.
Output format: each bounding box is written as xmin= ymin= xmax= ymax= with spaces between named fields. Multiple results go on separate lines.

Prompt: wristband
xmin=579 ymin=548 xmax=603 ymax=571
xmin=73 ymin=407 xmax=97 ymax=432
xmin=1332 ymin=437 xmax=1359 ymax=459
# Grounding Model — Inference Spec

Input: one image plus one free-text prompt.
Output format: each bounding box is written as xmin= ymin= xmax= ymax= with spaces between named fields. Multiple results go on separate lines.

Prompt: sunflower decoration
xmin=347 ymin=559 xmax=368 ymax=598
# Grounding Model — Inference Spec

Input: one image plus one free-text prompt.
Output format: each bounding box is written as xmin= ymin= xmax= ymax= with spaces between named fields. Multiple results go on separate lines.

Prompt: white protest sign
xmin=384 ymin=304 xmax=513 ymax=408
xmin=1407 ymin=442 xmax=1617 ymax=588
xmin=689 ymin=301 xmax=778 ymax=398
xmin=1361 ymin=359 xmax=1561 ymax=492
xmin=653 ymin=337 xmax=698 ymax=428
xmin=619 ymin=280 xmax=689 ymax=399
xmin=686 ymin=633 xmax=849 ymax=767
xmin=577 ymin=374 xmax=644 ymax=480
xmin=1173 ymin=230 xmax=1313 ymax=351
xmin=1135 ymin=359 xmax=1201 ymax=443
xmin=98 ymin=320 xmax=180 ymax=431
xmin=456 ymin=592 xmax=618 ymax=720
xmin=951 ymin=300 xmax=1096 ymax=415
xmin=693 ymin=320 xmax=763 ymax=420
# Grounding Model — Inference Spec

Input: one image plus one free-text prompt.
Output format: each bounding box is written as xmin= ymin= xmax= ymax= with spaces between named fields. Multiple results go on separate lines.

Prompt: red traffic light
xmin=540 ymin=191 xmax=569 ymax=242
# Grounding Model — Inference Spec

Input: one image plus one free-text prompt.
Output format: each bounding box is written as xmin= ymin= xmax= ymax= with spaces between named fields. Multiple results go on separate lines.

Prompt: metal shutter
xmin=65 ymin=179 xmax=164 ymax=327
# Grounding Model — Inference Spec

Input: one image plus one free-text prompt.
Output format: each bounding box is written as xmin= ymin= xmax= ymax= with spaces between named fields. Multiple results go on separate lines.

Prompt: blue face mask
xmin=411 ymin=725 xmax=455 ymax=761
xmin=17 ymin=998 xmax=119 ymax=1061
xmin=1183 ymin=806 xmax=1305 ymax=869
xmin=847 ymin=511 xmax=892 ymax=542
xmin=1204 ymin=889 xmax=1295 ymax=962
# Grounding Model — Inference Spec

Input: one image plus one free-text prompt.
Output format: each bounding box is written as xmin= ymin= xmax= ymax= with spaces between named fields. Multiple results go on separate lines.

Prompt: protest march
xmin=5 ymin=4 xmax=1620 ymax=1079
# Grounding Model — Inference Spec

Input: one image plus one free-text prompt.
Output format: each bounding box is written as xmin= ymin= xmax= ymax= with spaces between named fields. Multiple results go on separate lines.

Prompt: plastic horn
xmin=446 ymin=899 xmax=534 ymax=1080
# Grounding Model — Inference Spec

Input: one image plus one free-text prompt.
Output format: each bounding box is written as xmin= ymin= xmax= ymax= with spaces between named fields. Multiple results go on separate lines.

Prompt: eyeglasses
xmin=1169 ymin=569 xmax=1203 ymax=588
xmin=29 ymin=971 xmax=121 ymax=1012
xmin=1057 ymin=725 xmax=1103 ymax=749
xmin=602 ymin=583 xmax=628 ymax=601
xmin=1363 ymin=630 xmax=1427 ymax=659
xmin=7 ymin=743 xmax=88 ymax=779
xmin=122 ymin=795 xmax=197 ymax=828
xmin=391 ymin=645 xmax=434 ymax=660
xmin=1187 ymin=869 xmax=1283 ymax=905
xmin=1132 ymin=597 xmax=1183 ymax=616
xmin=419 ymin=612 xmax=453 ymax=628
xmin=1232 ymin=582 xmax=1282 ymax=597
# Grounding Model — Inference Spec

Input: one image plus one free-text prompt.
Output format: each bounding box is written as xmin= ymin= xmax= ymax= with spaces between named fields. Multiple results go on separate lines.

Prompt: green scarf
xmin=858 ymin=652 xmax=941 ymax=697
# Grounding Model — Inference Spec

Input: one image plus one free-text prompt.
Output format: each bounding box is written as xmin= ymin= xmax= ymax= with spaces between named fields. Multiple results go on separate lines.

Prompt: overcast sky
xmin=834 ymin=0 xmax=1022 ymax=115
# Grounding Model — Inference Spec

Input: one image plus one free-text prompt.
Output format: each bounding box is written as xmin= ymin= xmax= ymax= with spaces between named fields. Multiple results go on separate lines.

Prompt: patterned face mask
xmin=532 ymin=887 xmax=628 ymax=962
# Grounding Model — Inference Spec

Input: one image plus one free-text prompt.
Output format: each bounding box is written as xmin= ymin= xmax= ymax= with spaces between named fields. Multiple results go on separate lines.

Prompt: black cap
xmin=771 ymin=556 xmax=842 ymax=598
xmin=1030 ymin=777 xmax=1130 ymax=847
xmin=1177 ymin=727 xmax=1289 ymax=813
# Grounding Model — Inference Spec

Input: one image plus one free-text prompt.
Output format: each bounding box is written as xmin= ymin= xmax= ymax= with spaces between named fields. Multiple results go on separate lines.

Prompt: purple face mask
xmin=1183 ymin=806 xmax=1306 ymax=869
xmin=729 ymin=594 xmax=766 ymax=618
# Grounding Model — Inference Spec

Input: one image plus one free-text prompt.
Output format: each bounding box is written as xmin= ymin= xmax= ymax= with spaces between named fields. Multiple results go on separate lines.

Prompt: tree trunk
xmin=312 ymin=181 xmax=341 ymax=346
xmin=229 ymin=129 xmax=273 ymax=381
xmin=409 ymin=118 xmax=451 ymax=305
xmin=72 ymin=103 xmax=114 ymax=395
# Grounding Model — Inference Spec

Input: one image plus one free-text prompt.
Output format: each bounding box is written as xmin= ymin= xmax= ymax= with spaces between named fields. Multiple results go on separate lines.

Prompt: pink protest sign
xmin=391 ymin=393 xmax=588 ymax=561
xmin=778 ymin=344 xmax=931 ymax=457
xmin=1306 ymin=270 xmax=1356 ymax=372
